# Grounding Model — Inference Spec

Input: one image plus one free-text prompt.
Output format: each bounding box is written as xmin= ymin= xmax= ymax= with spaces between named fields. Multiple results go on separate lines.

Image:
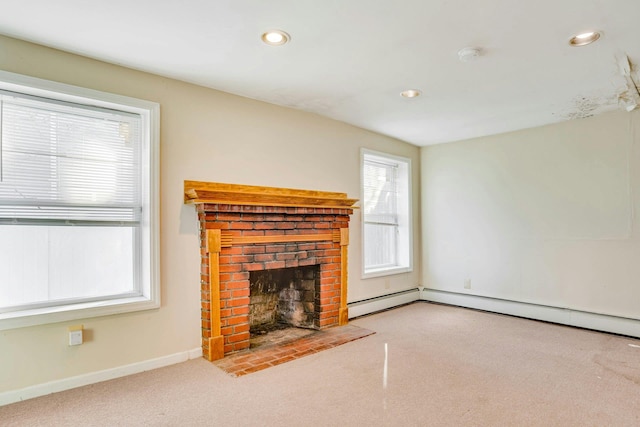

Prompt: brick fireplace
xmin=184 ymin=181 xmax=357 ymax=361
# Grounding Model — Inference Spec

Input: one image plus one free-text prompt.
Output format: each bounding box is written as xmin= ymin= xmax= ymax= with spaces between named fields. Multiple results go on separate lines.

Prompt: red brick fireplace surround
xmin=184 ymin=181 xmax=358 ymax=361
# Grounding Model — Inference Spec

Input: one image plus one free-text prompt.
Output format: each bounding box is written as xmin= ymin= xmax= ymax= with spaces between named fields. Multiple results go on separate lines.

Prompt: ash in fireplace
xmin=250 ymin=322 xmax=290 ymax=336
xmin=249 ymin=325 xmax=316 ymax=349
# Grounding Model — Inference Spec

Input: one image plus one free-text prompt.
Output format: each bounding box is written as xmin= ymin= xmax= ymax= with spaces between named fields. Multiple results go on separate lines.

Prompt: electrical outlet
xmin=464 ymin=279 xmax=471 ymax=290
xmin=68 ymin=325 xmax=83 ymax=346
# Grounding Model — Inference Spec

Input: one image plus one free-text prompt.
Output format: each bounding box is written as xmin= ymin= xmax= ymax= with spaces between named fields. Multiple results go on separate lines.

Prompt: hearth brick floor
xmin=212 ymin=324 xmax=375 ymax=376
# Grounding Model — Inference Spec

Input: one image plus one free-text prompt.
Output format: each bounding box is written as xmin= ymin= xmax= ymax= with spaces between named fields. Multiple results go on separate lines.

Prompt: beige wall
xmin=0 ymin=35 xmax=421 ymax=393
xmin=422 ymin=110 xmax=640 ymax=319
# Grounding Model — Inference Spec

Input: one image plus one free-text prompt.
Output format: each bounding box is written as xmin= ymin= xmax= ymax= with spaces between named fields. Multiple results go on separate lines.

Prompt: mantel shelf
xmin=184 ymin=180 xmax=359 ymax=209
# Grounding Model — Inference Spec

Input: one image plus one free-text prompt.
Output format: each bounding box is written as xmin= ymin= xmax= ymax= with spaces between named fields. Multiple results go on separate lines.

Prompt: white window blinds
xmin=363 ymin=158 xmax=398 ymax=226
xmin=0 ymin=91 xmax=142 ymax=224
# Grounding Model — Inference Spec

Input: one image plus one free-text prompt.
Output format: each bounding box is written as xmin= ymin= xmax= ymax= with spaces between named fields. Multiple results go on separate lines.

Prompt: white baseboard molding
xmin=348 ymin=289 xmax=420 ymax=318
xmin=0 ymin=347 xmax=203 ymax=407
xmin=422 ymin=289 xmax=640 ymax=339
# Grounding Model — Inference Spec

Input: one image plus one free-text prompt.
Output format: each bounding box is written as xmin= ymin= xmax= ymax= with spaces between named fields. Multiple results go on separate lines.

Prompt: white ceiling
xmin=1 ymin=0 xmax=639 ymax=146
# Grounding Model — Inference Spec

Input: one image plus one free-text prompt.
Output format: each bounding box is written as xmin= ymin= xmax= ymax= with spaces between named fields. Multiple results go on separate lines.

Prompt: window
xmin=361 ymin=149 xmax=412 ymax=277
xmin=0 ymin=70 xmax=159 ymax=330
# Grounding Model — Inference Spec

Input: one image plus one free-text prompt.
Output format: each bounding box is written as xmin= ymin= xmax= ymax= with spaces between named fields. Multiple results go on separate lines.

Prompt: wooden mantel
xmin=184 ymin=180 xmax=358 ymax=209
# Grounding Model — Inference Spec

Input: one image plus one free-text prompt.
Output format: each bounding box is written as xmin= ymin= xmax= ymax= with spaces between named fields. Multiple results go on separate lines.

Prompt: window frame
xmin=0 ymin=70 xmax=160 ymax=330
xmin=360 ymin=148 xmax=413 ymax=279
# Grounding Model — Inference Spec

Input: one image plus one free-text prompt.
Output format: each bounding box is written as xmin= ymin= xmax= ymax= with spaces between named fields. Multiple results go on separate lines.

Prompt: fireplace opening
xmin=249 ymin=264 xmax=320 ymax=345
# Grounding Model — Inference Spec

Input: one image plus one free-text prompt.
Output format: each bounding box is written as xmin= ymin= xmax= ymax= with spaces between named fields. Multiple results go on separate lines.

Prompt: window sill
xmin=362 ymin=266 xmax=413 ymax=280
xmin=0 ymin=295 xmax=160 ymax=331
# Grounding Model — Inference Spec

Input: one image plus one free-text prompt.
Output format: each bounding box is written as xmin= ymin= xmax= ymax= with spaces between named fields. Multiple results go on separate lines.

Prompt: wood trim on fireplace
xmin=339 ymin=228 xmax=350 ymax=326
xmin=206 ymin=229 xmax=225 ymax=361
xmin=219 ymin=230 xmax=342 ymax=247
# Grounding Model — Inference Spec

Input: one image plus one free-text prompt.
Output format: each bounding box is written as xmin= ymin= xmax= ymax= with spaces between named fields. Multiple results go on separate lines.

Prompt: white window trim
xmin=360 ymin=148 xmax=413 ymax=279
xmin=0 ymin=70 xmax=160 ymax=331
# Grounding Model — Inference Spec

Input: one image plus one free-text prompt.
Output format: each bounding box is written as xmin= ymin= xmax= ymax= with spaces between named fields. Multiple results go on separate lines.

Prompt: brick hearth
xmin=185 ymin=181 xmax=357 ymax=361
xmin=213 ymin=325 xmax=375 ymax=376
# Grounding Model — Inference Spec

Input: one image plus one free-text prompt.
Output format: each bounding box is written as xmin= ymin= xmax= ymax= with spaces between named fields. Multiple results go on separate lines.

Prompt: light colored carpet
xmin=2 ymin=302 xmax=640 ymax=426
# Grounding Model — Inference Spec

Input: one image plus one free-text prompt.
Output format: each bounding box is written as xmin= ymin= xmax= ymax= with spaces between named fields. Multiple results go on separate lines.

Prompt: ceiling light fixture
xmin=261 ymin=30 xmax=290 ymax=46
xmin=400 ymin=89 xmax=421 ymax=98
xmin=458 ymin=47 xmax=483 ymax=62
xmin=569 ymin=31 xmax=601 ymax=47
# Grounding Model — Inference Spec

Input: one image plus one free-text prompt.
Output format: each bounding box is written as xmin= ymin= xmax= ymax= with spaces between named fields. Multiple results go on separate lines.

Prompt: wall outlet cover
xmin=68 ymin=325 xmax=84 ymax=346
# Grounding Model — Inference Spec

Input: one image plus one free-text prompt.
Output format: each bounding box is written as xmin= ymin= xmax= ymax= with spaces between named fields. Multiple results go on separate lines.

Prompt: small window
xmin=0 ymin=71 xmax=159 ymax=330
xmin=361 ymin=149 xmax=412 ymax=277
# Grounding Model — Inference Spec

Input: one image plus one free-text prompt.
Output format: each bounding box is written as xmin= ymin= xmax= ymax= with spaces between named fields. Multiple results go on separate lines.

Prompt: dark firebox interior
xmin=249 ymin=265 xmax=320 ymax=336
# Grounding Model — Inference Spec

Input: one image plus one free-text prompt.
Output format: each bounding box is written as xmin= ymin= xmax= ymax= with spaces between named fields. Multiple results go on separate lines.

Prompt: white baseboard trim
xmin=348 ymin=289 xmax=420 ymax=318
xmin=422 ymin=289 xmax=640 ymax=339
xmin=0 ymin=347 xmax=203 ymax=407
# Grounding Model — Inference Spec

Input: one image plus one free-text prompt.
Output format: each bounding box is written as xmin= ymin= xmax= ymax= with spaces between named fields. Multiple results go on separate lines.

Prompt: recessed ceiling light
xmin=401 ymin=89 xmax=421 ymax=98
xmin=261 ymin=30 xmax=290 ymax=46
xmin=569 ymin=31 xmax=601 ymax=47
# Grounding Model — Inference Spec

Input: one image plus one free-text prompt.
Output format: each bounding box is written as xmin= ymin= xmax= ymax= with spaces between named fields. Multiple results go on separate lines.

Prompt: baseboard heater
xmin=422 ymin=289 xmax=640 ymax=339
xmin=348 ymin=288 xmax=420 ymax=319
